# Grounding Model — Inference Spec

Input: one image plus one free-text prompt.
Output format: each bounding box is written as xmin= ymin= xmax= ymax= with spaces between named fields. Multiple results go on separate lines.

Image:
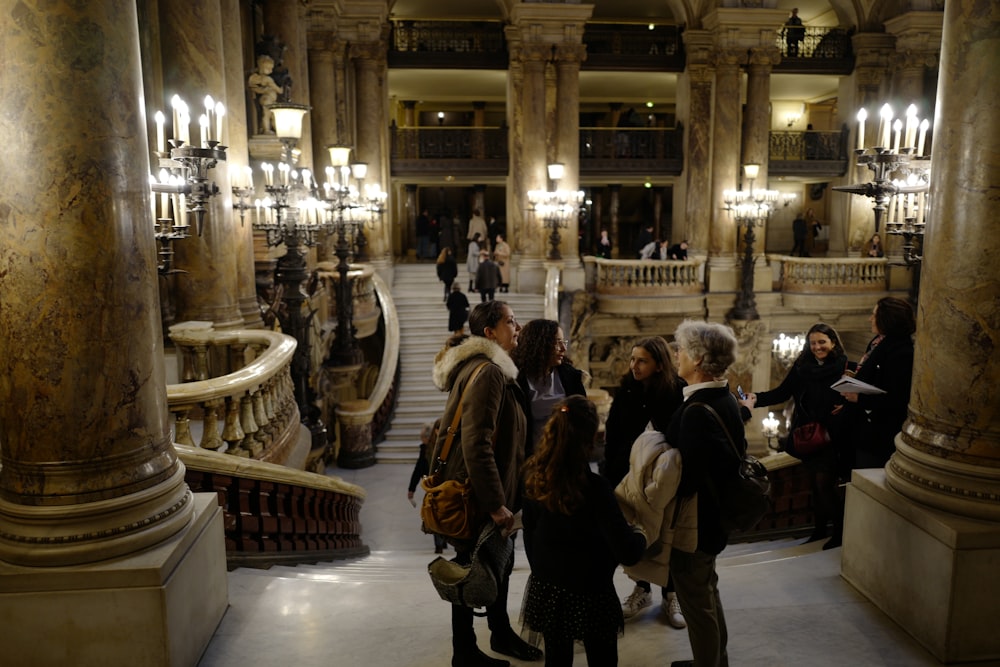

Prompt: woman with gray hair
xmin=663 ymin=320 xmax=743 ymax=667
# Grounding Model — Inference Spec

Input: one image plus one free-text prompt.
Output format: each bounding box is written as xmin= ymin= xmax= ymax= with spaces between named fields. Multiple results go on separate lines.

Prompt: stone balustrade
xmin=584 ymin=255 xmax=706 ymax=295
xmin=780 ymin=256 xmax=888 ymax=293
xmin=167 ymin=325 xmax=301 ymax=464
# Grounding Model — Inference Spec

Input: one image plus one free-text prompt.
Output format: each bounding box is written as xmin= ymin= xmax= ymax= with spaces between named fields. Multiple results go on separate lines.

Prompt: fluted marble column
xmin=841 ymin=4 xmax=1000 ymax=661
xmin=351 ymin=41 xmax=390 ymax=261
xmin=680 ymin=45 xmax=715 ymax=255
xmin=554 ymin=43 xmax=586 ymax=265
xmin=885 ymin=12 xmax=943 ymax=106
xmin=609 ymin=185 xmax=621 ymax=255
xmin=221 ymin=0 xmax=263 ymax=328
xmin=518 ymin=43 xmax=550 ymax=260
xmin=708 ymin=51 xmax=743 ymax=261
xmin=263 ymin=0 xmax=312 ymax=167
xmin=742 ymin=48 xmax=778 ymax=185
xmin=309 ymin=31 xmax=339 ymax=180
xmin=160 ymin=0 xmax=242 ymax=329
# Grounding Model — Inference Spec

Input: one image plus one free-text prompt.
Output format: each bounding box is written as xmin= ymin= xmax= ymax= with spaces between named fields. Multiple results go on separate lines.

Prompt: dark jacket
xmin=848 ymin=334 xmax=914 ymax=466
xmin=475 ymin=258 xmax=502 ymax=291
xmin=431 ymin=336 xmax=528 ymax=526
xmin=436 ymin=256 xmax=458 ymax=283
xmin=446 ymin=291 xmax=469 ymax=331
xmin=663 ymin=386 xmax=745 ymax=556
xmin=523 ymin=471 xmax=646 ymax=594
xmin=755 ymin=352 xmax=848 ymax=457
xmin=517 ymin=363 xmax=587 ymax=456
xmin=408 ymin=443 xmax=431 ymax=493
xmin=602 ymin=378 xmax=684 ymax=487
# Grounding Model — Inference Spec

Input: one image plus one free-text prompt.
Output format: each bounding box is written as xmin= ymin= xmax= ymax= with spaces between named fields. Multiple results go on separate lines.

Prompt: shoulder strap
xmin=436 ymin=361 xmax=491 ymax=466
xmin=688 ymin=401 xmax=742 ymax=461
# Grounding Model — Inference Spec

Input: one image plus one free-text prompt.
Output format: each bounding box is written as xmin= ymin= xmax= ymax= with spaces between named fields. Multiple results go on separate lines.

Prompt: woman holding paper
xmin=839 ymin=297 xmax=916 ymax=469
xmin=740 ymin=323 xmax=849 ymax=548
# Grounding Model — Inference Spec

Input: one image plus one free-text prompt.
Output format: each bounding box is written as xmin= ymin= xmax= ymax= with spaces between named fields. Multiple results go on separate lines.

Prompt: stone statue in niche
xmin=248 ymin=54 xmax=283 ymax=134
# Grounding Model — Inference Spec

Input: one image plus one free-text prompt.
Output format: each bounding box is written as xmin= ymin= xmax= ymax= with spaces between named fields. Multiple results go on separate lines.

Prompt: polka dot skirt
xmin=519 ymin=574 xmax=624 ymax=647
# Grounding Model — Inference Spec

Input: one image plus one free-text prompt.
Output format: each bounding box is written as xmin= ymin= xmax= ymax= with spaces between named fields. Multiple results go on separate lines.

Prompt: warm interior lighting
xmin=743 ymin=163 xmax=760 ymax=181
xmin=351 ymin=162 xmax=368 ymax=180
xmin=328 ymin=145 xmax=352 ymax=167
xmin=547 ymin=163 xmax=565 ymax=181
xmin=270 ymin=103 xmax=309 ymax=140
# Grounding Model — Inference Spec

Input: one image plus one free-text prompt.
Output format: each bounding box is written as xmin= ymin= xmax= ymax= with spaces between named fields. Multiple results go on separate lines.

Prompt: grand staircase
xmin=376 ymin=263 xmax=544 ymax=464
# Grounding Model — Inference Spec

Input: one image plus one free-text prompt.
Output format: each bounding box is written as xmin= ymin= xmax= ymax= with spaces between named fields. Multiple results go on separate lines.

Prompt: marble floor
xmin=197 ymin=463 xmax=957 ymax=667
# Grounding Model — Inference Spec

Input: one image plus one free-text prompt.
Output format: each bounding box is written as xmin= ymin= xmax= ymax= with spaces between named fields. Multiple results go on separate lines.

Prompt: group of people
xmin=436 ymin=225 xmax=512 ymax=336
xmin=418 ymin=207 xmax=505 ymax=263
xmin=635 ymin=225 xmax=689 ymax=261
xmin=414 ymin=293 xmax=917 ymax=665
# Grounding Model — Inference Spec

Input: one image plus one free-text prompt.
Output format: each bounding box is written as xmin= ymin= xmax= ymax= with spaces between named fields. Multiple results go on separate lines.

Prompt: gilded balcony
xmin=769 ymin=129 xmax=850 ymax=178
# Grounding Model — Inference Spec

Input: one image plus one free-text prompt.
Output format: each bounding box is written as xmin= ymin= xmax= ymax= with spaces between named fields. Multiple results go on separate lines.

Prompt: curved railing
xmin=779 ymin=256 xmax=888 ymax=293
xmin=167 ymin=326 xmax=302 ymax=465
xmin=178 ymin=443 xmax=368 ymax=567
xmin=583 ymin=255 xmax=705 ymax=295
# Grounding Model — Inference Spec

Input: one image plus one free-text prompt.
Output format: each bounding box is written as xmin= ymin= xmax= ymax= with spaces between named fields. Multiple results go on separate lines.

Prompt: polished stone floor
xmin=198 ymin=463 xmax=954 ymax=667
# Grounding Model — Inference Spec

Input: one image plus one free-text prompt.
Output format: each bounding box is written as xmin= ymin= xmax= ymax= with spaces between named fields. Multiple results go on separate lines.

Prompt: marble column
xmin=554 ymin=43 xmax=585 ymax=266
xmin=708 ymin=50 xmax=743 ymax=269
xmin=263 ymin=0 xmax=312 ymax=167
xmin=350 ymin=41 xmax=390 ymax=262
xmin=742 ymin=48 xmax=778 ymax=186
xmin=308 ymin=31 xmax=339 ymax=180
xmin=609 ymin=185 xmax=621 ymax=257
xmin=0 ymin=1 xmax=226 ymax=662
xmin=221 ymin=0 xmax=263 ymax=328
xmin=885 ymin=12 xmax=943 ymax=108
xmin=160 ymin=0 xmax=242 ymax=329
xmin=519 ymin=43 xmax=550 ymax=260
xmin=681 ymin=55 xmax=715 ymax=255
xmin=841 ymin=3 xmax=1000 ymax=662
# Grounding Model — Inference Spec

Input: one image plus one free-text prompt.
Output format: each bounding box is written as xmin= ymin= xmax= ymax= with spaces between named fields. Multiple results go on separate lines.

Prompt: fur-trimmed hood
xmin=432 ymin=336 xmax=519 ymax=391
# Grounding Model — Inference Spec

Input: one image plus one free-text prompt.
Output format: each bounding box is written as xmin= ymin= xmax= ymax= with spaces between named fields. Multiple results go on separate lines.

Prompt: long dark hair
xmin=511 ymin=319 xmax=570 ymax=382
xmin=795 ymin=322 xmax=846 ymax=366
xmin=875 ymin=297 xmax=916 ymax=338
xmin=619 ymin=336 xmax=679 ymax=395
xmin=522 ymin=396 xmax=598 ymax=515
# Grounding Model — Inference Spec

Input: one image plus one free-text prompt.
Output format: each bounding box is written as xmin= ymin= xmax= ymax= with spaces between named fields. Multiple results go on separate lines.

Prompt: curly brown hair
xmin=522 ymin=396 xmax=598 ymax=515
xmin=510 ymin=319 xmax=570 ymax=382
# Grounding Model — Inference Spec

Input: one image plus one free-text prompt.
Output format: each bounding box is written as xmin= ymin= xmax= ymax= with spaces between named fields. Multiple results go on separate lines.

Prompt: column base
xmin=0 ymin=493 xmax=227 ymax=667
xmin=514 ymin=257 xmax=546 ymax=294
xmin=842 ymin=469 xmax=1000 ymax=664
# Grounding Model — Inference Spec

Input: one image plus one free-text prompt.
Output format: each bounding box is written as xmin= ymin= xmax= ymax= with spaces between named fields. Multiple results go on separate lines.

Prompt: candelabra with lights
xmin=772 ymin=333 xmax=806 ymax=368
xmin=723 ymin=163 xmax=778 ymax=320
xmin=322 ymin=145 xmax=386 ymax=368
xmin=761 ymin=411 xmax=781 ymax=451
xmin=149 ymin=94 xmax=228 ymax=273
xmin=833 ymin=103 xmax=932 ymax=266
xmin=528 ymin=163 xmax=584 ymax=260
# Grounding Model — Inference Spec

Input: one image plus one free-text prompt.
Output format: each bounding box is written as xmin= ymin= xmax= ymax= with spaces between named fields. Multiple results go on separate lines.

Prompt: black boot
xmin=490 ymin=629 xmax=542 ymax=662
xmin=452 ymin=647 xmax=510 ymax=667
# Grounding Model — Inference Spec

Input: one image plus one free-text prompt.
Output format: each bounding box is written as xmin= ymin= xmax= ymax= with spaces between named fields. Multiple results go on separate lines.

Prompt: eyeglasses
xmin=555 ymin=339 xmax=570 ymax=348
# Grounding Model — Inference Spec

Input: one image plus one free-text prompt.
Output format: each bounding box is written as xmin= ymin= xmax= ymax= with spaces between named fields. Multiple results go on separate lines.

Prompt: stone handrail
xmin=583 ymin=255 xmax=705 ymax=295
xmin=177 ymin=443 xmax=368 ymax=567
xmin=167 ymin=326 xmax=301 ymax=463
xmin=779 ymin=256 xmax=888 ymax=293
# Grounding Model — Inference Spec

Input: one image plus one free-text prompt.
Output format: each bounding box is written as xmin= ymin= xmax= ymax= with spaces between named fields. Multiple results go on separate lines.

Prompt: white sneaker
xmin=663 ymin=592 xmax=687 ymax=629
xmin=622 ymin=585 xmax=653 ymax=619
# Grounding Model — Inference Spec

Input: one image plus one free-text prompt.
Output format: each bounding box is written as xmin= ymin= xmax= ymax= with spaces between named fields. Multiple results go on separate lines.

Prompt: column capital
xmin=747 ymin=45 xmax=781 ymax=69
xmin=554 ymin=42 xmax=587 ymax=66
xmin=712 ymin=48 xmax=746 ymax=70
xmin=349 ymin=40 xmax=387 ymax=67
xmin=307 ymin=29 xmax=338 ymax=53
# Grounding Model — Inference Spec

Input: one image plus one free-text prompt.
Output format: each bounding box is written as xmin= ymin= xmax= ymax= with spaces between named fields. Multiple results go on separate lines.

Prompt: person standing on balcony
xmin=864 ymin=233 xmax=885 ymax=258
xmin=493 ymin=234 xmax=511 ymax=293
xmin=668 ymin=240 xmax=689 ymax=260
xmin=635 ymin=224 xmax=654 ymax=259
xmin=467 ymin=233 xmax=482 ymax=292
xmin=792 ymin=212 xmax=809 ymax=257
xmin=416 ymin=208 xmax=432 ymax=259
xmin=596 ymin=229 xmax=613 ymax=259
xmin=784 ymin=8 xmax=805 ymax=57
xmin=468 ymin=208 xmax=489 ymax=251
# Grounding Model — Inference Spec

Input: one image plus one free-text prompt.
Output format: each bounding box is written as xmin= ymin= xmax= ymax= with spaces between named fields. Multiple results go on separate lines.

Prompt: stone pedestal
xmin=337 ymin=399 xmax=375 ymax=469
xmin=842 ymin=470 xmax=1000 ymax=663
xmin=0 ymin=494 xmax=227 ymax=667
xmin=515 ymin=257 xmax=547 ymax=294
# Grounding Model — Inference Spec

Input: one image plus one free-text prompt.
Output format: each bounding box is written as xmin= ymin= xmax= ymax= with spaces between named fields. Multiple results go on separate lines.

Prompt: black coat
xmin=847 ymin=334 xmax=914 ymax=466
xmin=755 ymin=352 xmax=848 ymax=458
xmin=437 ymin=257 xmax=458 ymax=283
xmin=446 ymin=291 xmax=469 ymax=331
xmin=602 ymin=378 xmax=684 ymax=487
xmin=523 ymin=471 xmax=646 ymax=594
xmin=663 ymin=386 xmax=745 ymax=556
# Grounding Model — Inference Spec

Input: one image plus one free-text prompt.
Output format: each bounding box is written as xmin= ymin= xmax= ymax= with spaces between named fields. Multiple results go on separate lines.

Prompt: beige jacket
xmin=614 ymin=431 xmax=698 ymax=587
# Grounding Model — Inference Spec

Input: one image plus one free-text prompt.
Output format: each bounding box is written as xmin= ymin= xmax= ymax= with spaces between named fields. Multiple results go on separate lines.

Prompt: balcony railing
xmin=780 ymin=256 xmax=888 ymax=292
xmin=389 ymin=20 xmax=507 ymax=69
xmin=584 ymin=256 xmax=705 ymax=295
xmin=769 ymin=129 xmax=850 ymax=177
xmin=167 ymin=326 xmax=301 ymax=464
xmin=583 ymin=23 xmax=685 ymax=71
xmin=581 ymin=126 xmax=684 ymax=175
xmin=774 ymin=26 xmax=854 ymax=73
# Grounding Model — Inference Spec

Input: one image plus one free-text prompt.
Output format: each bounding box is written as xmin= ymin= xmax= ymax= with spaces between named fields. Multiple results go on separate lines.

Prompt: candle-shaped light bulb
xmin=917 ymin=119 xmax=930 ymax=156
xmin=170 ymin=95 xmax=183 ymax=141
xmin=154 ymin=110 xmax=166 ymax=153
xmin=215 ymin=102 xmax=226 ymax=145
xmin=856 ymin=108 xmax=867 ymax=150
xmin=892 ymin=119 xmax=903 ymax=153
xmin=199 ymin=114 xmax=210 ymax=148
xmin=904 ymin=104 xmax=918 ymax=148
xmin=879 ymin=103 xmax=893 ymax=148
xmin=244 ymin=166 xmax=253 ymax=189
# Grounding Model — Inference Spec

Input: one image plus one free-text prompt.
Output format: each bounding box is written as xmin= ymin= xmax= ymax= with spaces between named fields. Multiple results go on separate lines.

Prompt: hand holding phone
xmin=737 ymin=385 xmax=747 ymax=400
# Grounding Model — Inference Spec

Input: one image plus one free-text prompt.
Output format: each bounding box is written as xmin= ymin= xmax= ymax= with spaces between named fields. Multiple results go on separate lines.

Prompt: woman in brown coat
xmin=431 ymin=300 xmax=541 ymax=666
xmin=493 ymin=234 xmax=512 ymax=293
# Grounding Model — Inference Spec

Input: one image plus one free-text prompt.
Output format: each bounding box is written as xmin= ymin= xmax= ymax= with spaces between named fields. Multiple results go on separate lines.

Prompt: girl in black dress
xmin=521 ymin=396 xmax=647 ymax=666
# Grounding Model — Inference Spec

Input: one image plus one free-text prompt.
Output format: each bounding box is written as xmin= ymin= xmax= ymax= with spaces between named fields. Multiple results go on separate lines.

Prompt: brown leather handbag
xmin=420 ymin=361 xmax=490 ymax=541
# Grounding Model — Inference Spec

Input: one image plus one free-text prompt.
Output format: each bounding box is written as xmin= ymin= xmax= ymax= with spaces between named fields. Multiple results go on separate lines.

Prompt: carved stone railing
xmin=780 ymin=256 xmax=888 ymax=293
xmin=584 ymin=255 xmax=705 ymax=295
xmin=178 ymin=443 xmax=368 ymax=567
xmin=167 ymin=325 xmax=301 ymax=465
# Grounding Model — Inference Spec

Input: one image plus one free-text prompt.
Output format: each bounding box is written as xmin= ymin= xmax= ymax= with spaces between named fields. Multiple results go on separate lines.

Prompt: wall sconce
xmin=785 ymin=113 xmax=801 ymax=128
xmin=437 ymin=111 xmax=445 ymax=126
xmin=782 ymin=192 xmax=797 ymax=208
